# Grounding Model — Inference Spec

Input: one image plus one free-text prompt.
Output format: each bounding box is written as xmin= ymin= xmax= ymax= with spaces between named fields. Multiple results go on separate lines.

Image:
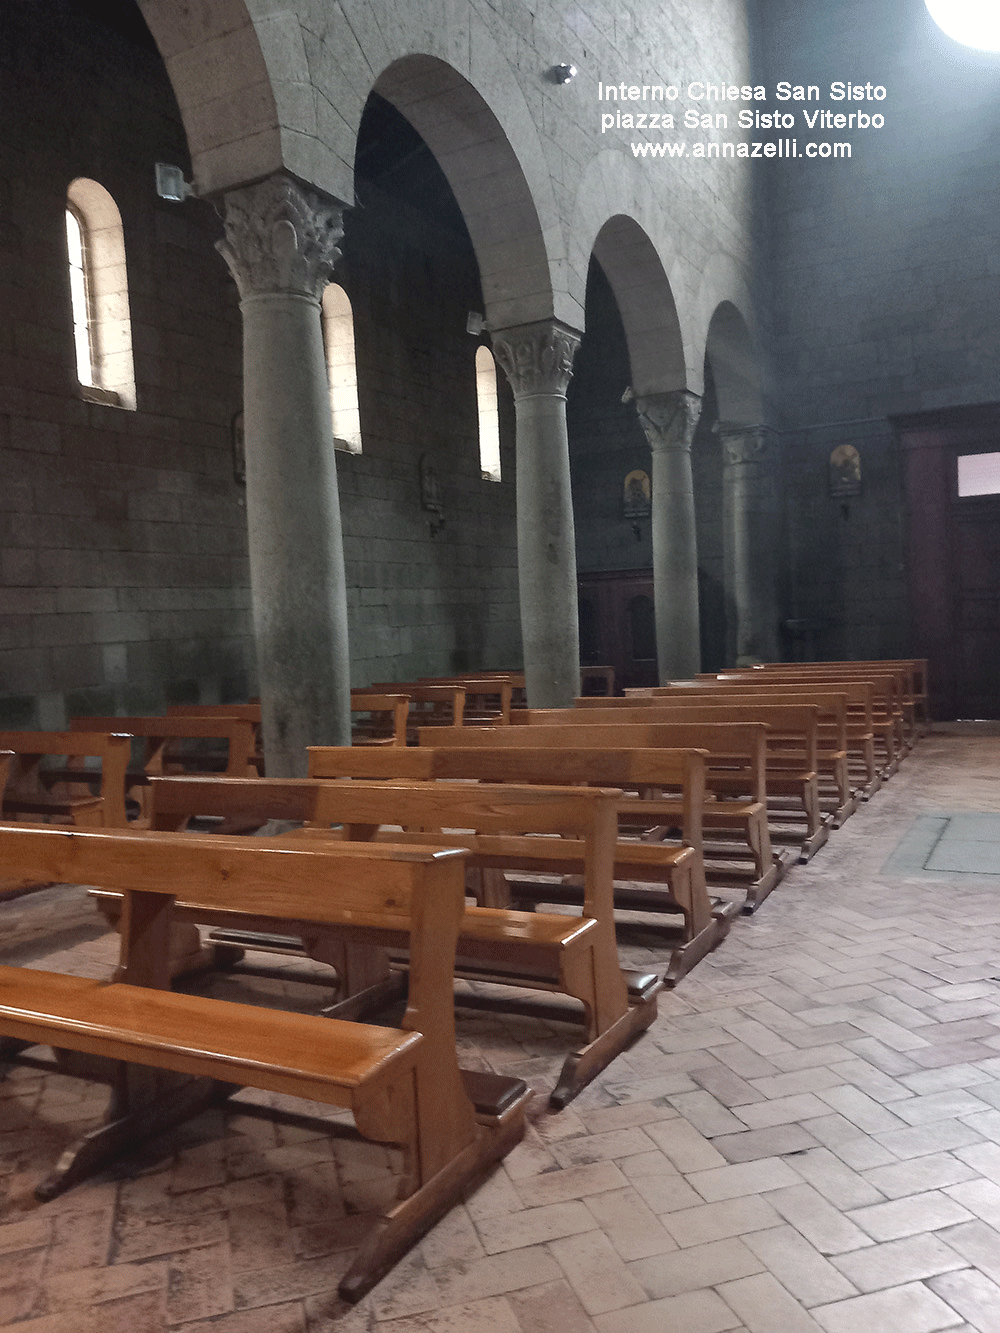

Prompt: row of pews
xmin=0 ymin=656 xmax=924 ymax=1300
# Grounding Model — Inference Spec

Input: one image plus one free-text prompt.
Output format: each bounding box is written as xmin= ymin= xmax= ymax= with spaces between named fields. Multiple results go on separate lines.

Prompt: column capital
xmin=630 ymin=389 xmax=702 ymax=452
xmin=491 ymin=320 xmax=581 ymax=399
xmin=217 ymin=173 xmax=347 ymax=302
xmin=715 ymin=421 xmax=780 ymax=466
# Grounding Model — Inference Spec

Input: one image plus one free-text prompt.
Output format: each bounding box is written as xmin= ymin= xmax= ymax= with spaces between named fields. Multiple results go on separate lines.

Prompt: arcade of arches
xmin=2 ymin=1 xmax=1000 ymax=772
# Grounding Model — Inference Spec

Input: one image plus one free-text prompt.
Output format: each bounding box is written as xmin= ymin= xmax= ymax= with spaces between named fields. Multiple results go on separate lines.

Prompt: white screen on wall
xmin=957 ymin=452 xmax=1000 ymax=497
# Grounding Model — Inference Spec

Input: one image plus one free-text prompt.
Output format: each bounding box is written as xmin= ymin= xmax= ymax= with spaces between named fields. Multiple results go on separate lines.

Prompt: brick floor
xmin=4 ymin=726 xmax=1000 ymax=1330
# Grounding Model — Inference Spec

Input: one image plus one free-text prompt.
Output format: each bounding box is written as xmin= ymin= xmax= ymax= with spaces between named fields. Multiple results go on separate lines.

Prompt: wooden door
xmin=898 ymin=405 xmax=1000 ymax=719
xmin=578 ymin=569 xmax=658 ymax=692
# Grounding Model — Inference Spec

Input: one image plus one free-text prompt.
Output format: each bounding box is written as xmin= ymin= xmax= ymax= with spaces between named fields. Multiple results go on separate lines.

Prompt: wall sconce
xmin=547 ymin=63 xmax=578 ymax=84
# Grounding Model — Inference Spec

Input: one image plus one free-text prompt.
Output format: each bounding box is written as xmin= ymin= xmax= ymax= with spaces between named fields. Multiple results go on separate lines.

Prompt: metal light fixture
xmin=548 ymin=63 xmax=578 ymax=84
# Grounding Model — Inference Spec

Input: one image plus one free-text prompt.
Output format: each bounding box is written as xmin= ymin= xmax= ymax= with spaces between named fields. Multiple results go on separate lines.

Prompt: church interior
xmin=3 ymin=1 xmax=1000 ymax=1329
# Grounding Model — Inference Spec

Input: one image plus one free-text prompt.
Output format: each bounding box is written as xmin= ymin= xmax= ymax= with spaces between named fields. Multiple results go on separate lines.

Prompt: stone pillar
xmin=632 ymin=390 xmax=702 ymax=681
xmin=218 ymin=174 xmax=351 ymax=775
xmin=717 ymin=422 xmax=782 ymax=665
xmin=492 ymin=320 xmax=582 ymax=708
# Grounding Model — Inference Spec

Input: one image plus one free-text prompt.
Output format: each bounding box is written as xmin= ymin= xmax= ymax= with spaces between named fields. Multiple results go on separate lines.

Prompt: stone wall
xmin=756 ymin=0 xmax=1000 ymax=660
xmin=0 ymin=4 xmax=247 ymax=728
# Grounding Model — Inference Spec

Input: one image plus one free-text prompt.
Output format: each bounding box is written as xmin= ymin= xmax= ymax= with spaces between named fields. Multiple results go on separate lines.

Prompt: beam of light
xmin=925 ymin=0 xmax=1000 ymax=52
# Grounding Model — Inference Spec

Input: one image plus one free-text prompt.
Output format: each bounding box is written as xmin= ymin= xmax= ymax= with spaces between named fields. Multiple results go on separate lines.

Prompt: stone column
xmin=492 ymin=320 xmax=582 ymax=708
xmin=218 ymin=173 xmax=351 ymax=775
xmin=717 ymin=422 xmax=782 ymax=665
xmin=632 ymin=390 xmax=702 ymax=681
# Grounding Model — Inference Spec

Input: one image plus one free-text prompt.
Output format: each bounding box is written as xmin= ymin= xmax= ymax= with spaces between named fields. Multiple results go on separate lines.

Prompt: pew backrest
xmin=0 ymin=730 xmax=132 ymax=827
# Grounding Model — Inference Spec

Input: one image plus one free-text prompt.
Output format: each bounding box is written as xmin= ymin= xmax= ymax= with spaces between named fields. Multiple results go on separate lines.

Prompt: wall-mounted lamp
xmin=547 ymin=63 xmax=578 ymax=84
xmin=466 ymin=311 xmax=487 ymax=336
xmin=155 ymin=162 xmax=196 ymax=202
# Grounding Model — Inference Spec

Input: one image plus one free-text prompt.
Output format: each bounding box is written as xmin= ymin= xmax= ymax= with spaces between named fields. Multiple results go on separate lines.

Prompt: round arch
xmin=136 ymin=0 xmax=283 ymax=196
xmin=705 ymin=299 xmax=763 ymax=424
xmin=570 ymin=151 xmax=697 ymax=396
xmin=370 ymin=55 xmax=556 ymax=330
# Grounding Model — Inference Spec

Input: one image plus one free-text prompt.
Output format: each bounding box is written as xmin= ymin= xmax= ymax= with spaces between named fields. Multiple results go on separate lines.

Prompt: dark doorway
xmin=897 ymin=404 xmax=1000 ymax=720
xmin=578 ymin=569 xmax=658 ymax=691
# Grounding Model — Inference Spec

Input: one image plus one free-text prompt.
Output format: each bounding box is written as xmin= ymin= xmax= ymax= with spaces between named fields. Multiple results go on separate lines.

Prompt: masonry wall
xmin=339 ymin=106 xmax=522 ymax=683
xmin=0 ymin=6 xmax=526 ymax=726
xmin=755 ymin=0 xmax=1000 ymax=660
xmin=0 ymin=3 xmax=248 ymax=728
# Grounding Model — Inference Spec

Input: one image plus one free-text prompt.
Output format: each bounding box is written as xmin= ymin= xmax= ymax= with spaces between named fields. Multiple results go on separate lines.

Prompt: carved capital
xmin=491 ymin=320 xmax=581 ymax=398
xmin=217 ymin=174 xmax=346 ymax=301
xmin=716 ymin=422 xmax=779 ymax=466
xmin=631 ymin=390 xmax=701 ymax=453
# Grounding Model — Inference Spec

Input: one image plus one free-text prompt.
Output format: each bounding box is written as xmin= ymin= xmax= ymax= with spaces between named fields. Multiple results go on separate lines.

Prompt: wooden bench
xmin=0 ymin=730 xmax=131 ymax=829
xmin=363 ymin=684 xmax=467 ymax=741
xmin=750 ymin=658 xmax=929 ymax=739
xmin=554 ymin=702 xmax=828 ymax=861
xmin=718 ymin=668 xmax=907 ymax=771
xmin=417 ymin=676 xmax=515 ymax=726
xmin=349 ymin=693 xmax=410 ymax=746
xmin=69 ymin=715 xmax=257 ymax=824
xmin=696 ymin=676 xmax=882 ymax=799
xmin=645 ymin=686 xmax=857 ymax=825
xmin=167 ymin=702 xmax=264 ymax=772
xmin=0 ymin=823 xmax=528 ymax=1302
xmin=580 ymin=665 xmax=616 ymax=697
xmin=103 ymin=773 xmax=661 ymax=1107
xmin=307 ymin=744 xmax=737 ymax=985
xmin=424 ymin=719 xmax=788 ymax=911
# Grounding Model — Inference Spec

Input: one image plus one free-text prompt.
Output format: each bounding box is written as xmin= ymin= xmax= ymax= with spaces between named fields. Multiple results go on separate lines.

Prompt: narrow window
xmin=322 ymin=283 xmax=362 ymax=453
xmin=957 ymin=452 xmax=1000 ymax=497
xmin=476 ymin=345 xmax=501 ymax=481
xmin=66 ymin=178 xmax=136 ymax=409
xmin=65 ymin=209 xmax=95 ymax=387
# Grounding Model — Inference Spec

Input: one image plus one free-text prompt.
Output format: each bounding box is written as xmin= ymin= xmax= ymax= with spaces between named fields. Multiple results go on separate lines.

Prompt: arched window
xmin=65 ymin=178 xmax=136 ymax=409
xmin=476 ymin=345 xmax=502 ymax=481
xmin=321 ymin=283 xmax=362 ymax=453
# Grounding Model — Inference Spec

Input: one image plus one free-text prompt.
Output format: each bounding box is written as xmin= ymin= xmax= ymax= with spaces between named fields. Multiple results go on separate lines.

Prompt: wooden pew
xmin=419 ymin=675 xmax=516 ymax=723
xmin=349 ymin=693 xmax=410 ymax=746
xmin=542 ymin=702 xmax=828 ymax=861
xmin=0 ymin=730 xmax=131 ymax=828
xmin=167 ymin=702 xmax=264 ymax=772
xmin=750 ymin=658 xmax=929 ymax=739
xmin=108 ymin=773 xmax=661 ymax=1107
xmin=0 ymin=824 xmax=529 ymax=1302
xmin=703 ymin=669 xmax=905 ymax=777
xmin=363 ymin=683 xmax=467 ymax=741
xmin=423 ymin=720 xmax=788 ymax=912
xmin=644 ymin=686 xmax=856 ymax=823
xmin=580 ymin=665 xmax=616 ymax=697
xmin=307 ymin=744 xmax=737 ymax=984
xmin=68 ymin=715 xmax=257 ymax=824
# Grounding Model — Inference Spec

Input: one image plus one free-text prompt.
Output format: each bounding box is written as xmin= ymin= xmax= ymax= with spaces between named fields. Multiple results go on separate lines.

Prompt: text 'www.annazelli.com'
xmin=630 ymin=139 xmax=851 ymax=159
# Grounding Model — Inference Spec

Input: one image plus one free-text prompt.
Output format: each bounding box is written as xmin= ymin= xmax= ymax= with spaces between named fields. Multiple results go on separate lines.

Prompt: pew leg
xmin=549 ymin=969 xmax=661 ymax=1109
xmin=340 ymin=1094 xmax=527 ymax=1304
xmin=35 ymin=1071 xmax=237 ymax=1201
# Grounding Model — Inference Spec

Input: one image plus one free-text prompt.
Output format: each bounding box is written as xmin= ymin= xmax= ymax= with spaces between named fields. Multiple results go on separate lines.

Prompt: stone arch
xmin=705 ymin=299 xmax=763 ymax=425
xmin=136 ymin=0 xmax=283 ymax=195
xmin=590 ymin=215 xmax=686 ymax=398
xmin=570 ymin=151 xmax=695 ymax=393
xmin=370 ymin=55 xmax=557 ymax=330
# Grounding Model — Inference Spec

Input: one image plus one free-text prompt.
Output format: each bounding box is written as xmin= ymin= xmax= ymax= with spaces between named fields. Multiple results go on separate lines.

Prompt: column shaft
xmin=634 ymin=391 xmax=702 ymax=681
xmin=493 ymin=321 xmax=581 ymax=708
xmin=219 ymin=175 xmax=351 ymax=775
xmin=719 ymin=424 xmax=782 ymax=665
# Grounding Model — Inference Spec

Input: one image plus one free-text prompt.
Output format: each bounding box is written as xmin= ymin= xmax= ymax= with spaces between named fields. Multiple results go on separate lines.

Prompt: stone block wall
xmin=0 ymin=4 xmax=248 ymax=728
